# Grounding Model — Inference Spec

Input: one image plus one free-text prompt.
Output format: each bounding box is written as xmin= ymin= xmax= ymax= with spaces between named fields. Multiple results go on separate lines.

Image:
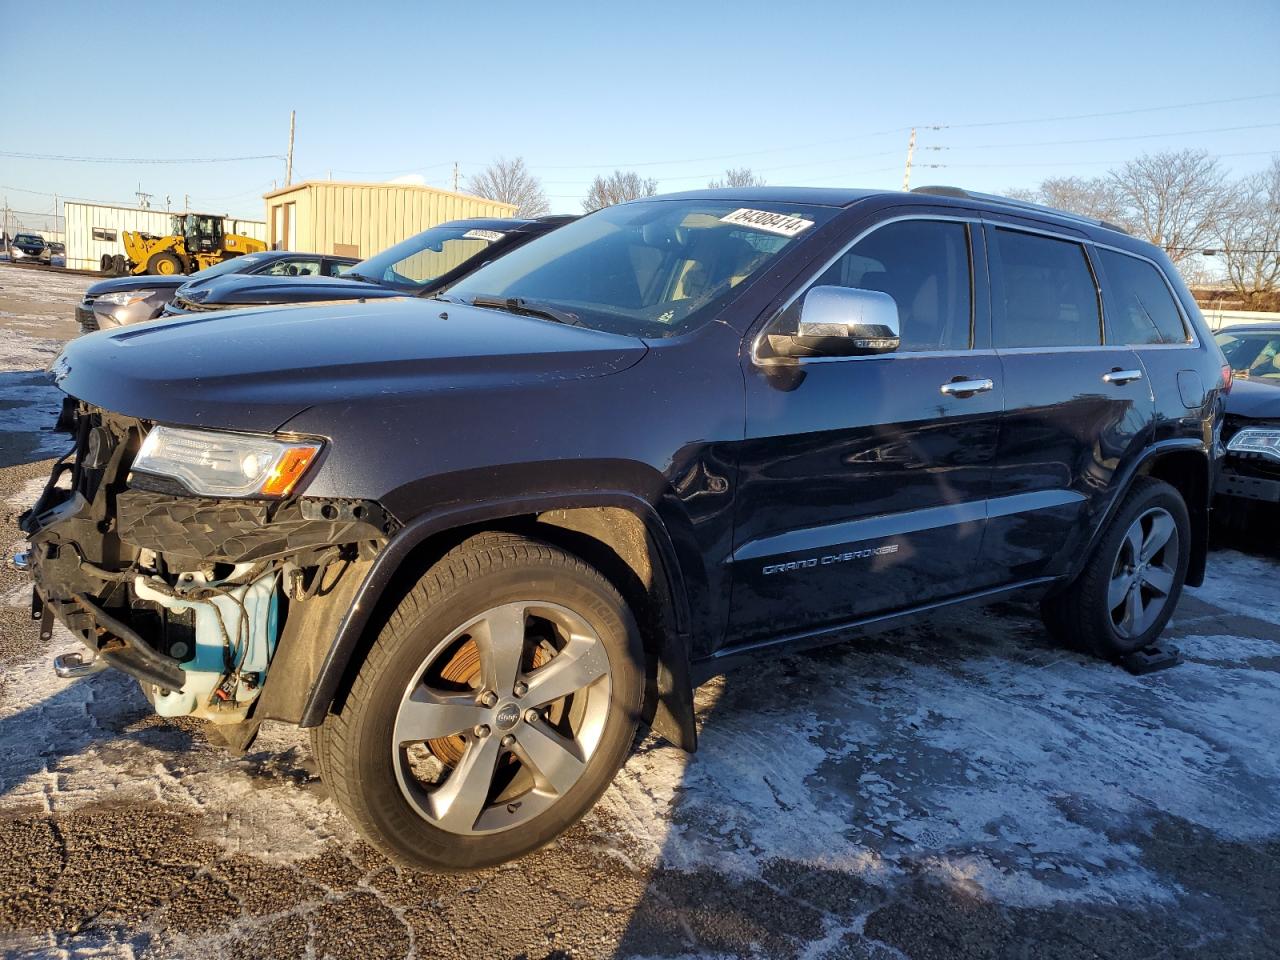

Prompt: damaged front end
xmin=20 ymin=400 xmax=396 ymax=741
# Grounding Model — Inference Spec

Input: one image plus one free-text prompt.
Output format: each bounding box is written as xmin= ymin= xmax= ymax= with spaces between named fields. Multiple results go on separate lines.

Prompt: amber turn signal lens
xmin=260 ymin=445 xmax=320 ymax=497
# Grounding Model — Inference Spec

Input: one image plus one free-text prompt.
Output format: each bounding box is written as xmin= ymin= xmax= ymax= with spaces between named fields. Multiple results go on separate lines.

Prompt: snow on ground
xmin=3 ymin=554 xmax=1279 ymax=916
xmin=0 ymin=268 xmax=89 ymax=463
xmin=1187 ymin=548 xmax=1280 ymax=626
xmin=603 ymin=595 xmax=1280 ymax=908
xmin=0 ymin=330 xmax=73 ymax=462
xmin=0 ymin=624 xmax=355 ymax=864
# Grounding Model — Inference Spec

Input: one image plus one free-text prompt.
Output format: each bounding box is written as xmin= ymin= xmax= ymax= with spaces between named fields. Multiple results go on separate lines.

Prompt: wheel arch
xmin=1072 ymin=439 xmax=1212 ymax=588
xmin=297 ymin=491 xmax=700 ymax=751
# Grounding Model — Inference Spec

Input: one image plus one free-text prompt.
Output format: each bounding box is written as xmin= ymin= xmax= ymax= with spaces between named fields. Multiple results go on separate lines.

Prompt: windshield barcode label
xmin=719 ymin=208 xmax=815 ymax=237
xmin=462 ymin=229 xmax=505 ymax=242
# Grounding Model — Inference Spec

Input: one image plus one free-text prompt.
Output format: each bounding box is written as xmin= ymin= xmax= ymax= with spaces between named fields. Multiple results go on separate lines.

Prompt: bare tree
xmin=1008 ymin=176 xmax=1127 ymax=224
xmin=1109 ymin=150 xmax=1228 ymax=264
xmin=708 ymin=167 xmax=766 ymax=189
xmin=465 ymin=156 xmax=549 ymax=218
xmin=583 ymin=170 xmax=657 ymax=212
xmin=1215 ymin=156 xmax=1280 ymax=303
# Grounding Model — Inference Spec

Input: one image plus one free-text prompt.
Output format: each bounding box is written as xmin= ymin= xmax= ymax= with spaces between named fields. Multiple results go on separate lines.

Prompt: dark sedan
xmin=163 ymin=216 xmax=575 ymax=315
xmin=76 ymin=250 xmax=359 ymax=333
xmin=6 ymin=233 xmax=49 ymax=262
xmin=1215 ymin=324 xmax=1280 ymax=512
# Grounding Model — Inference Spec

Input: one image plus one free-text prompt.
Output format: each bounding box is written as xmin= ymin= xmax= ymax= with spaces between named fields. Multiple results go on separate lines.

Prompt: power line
xmin=937 ymin=148 xmax=1280 ymax=170
xmin=951 ymin=122 xmax=1280 ymax=151
xmin=0 ymin=151 xmax=285 ymax=164
xmin=931 ymin=92 xmax=1280 ymax=131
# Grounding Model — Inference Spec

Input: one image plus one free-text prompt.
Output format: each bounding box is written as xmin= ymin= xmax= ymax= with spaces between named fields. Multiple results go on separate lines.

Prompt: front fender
xmin=296 ymin=490 xmax=700 ymax=751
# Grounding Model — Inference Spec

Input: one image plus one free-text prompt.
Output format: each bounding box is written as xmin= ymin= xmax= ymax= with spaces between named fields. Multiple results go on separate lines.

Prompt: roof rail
xmin=910 ymin=185 xmax=1130 ymax=235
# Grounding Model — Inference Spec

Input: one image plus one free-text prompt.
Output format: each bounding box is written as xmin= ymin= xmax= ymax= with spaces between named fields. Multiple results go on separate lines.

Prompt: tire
xmin=99 ymin=254 xmax=114 ymax=273
xmin=146 ymin=252 xmax=183 ymax=276
xmin=1041 ymin=477 xmax=1190 ymax=659
xmin=113 ymin=254 xmax=128 ymax=275
xmin=312 ymin=532 xmax=645 ymax=872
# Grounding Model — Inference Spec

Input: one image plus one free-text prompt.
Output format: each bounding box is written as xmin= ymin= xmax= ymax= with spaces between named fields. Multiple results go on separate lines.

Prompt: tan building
xmin=262 ymin=181 xmax=516 ymax=259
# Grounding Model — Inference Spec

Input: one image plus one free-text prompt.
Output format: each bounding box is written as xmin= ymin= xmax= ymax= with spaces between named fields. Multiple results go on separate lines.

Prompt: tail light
xmin=1222 ymin=363 xmax=1233 ymax=394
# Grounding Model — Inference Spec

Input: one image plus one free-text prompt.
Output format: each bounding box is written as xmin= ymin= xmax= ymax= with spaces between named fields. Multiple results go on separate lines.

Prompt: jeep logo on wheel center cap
xmin=494 ymin=703 xmax=521 ymax=730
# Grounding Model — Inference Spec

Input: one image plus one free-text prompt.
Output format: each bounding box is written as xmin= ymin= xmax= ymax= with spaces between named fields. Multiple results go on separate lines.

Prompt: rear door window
xmin=990 ymin=228 xmax=1101 ymax=348
xmin=1097 ymin=248 xmax=1188 ymax=345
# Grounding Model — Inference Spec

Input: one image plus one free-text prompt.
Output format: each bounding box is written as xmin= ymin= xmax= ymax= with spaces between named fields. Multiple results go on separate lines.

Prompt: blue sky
xmin=2 ymin=0 xmax=1278 ymax=220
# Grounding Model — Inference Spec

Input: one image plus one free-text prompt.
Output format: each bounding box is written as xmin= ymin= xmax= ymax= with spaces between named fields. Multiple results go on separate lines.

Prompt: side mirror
xmin=767 ymin=286 xmax=901 ymax=359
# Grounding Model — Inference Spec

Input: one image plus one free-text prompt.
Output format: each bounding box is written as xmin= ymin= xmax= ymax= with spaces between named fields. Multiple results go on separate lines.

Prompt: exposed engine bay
xmin=20 ymin=400 xmax=394 ymax=732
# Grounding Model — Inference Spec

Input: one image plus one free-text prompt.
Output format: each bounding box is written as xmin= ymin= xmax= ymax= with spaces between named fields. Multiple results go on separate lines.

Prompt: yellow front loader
xmin=121 ymin=212 xmax=267 ymax=276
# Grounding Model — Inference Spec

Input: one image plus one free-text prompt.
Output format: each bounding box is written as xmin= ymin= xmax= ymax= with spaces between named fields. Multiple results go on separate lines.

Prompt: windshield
xmin=14 ymin=234 xmax=43 ymax=244
xmin=189 ymin=252 xmax=271 ymax=281
xmin=445 ymin=200 xmax=838 ymax=337
xmin=1216 ymin=332 xmax=1280 ymax=379
xmin=351 ymin=223 xmax=511 ymax=291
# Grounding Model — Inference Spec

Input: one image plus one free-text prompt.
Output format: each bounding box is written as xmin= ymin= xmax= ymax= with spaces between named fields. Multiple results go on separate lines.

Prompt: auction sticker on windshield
xmin=720 ymin=208 xmax=815 ymax=237
xmin=463 ymin=229 xmax=506 ymax=242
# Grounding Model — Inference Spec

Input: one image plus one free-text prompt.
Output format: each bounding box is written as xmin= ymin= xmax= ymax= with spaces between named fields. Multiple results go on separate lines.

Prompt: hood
xmin=1226 ymin=376 xmax=1280 ymax=420
xmin=49 ymin=298 xmax=648 ymax=433
xmin=179 ymin=273 xmax=394 ymax=306
xmin=86 ymin=275 xmax=186 ymax=297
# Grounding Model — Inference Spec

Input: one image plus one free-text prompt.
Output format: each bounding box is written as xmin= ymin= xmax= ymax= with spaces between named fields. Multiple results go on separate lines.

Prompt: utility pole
xmin=452 ymin=162 xmax=459 ymax=192
xmin=285 ymin=110 xmax=296 ymax=186
xmin=3 ymin=196 xmax=8 ymax=255
xmin=902 ymin=128 xmax=917 ymax=191
xmin=184 ymin=193 xmax=191 ymax=211
xmin=135 ymin=185 xmax=152 ymax=209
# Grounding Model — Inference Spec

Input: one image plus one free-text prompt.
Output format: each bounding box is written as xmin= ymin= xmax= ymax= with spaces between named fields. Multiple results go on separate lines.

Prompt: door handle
xmin=1102 ymin=369 xmax=1144 ymax=385
xmin=939 ymin=378 xmax=994 ymax=396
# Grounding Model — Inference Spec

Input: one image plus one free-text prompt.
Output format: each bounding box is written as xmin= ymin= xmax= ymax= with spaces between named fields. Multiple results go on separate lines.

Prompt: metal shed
xmin=262 ymin=181 xmax=516 ymax=259
xmin=63 ymin=202 xmax=267 ymax=272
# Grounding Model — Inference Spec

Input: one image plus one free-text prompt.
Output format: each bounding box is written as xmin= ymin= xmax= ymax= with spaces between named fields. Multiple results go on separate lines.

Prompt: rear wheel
xmin=1041 ymin=477 xmax=1190 ymax=658
xmin=312 ymin=533 xmax=644 ymax=871
xmin=147 ymin=252 xmax=183 ymax=276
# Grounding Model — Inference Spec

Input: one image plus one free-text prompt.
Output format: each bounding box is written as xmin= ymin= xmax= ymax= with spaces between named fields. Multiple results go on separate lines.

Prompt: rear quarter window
xmin=1098 ymin=248 xmax=1189 ymax=345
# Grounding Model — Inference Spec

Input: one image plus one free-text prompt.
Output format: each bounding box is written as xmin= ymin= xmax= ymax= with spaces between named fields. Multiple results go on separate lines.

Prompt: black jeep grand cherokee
xmin=20 ymin=186 xmax=1226 ymax=871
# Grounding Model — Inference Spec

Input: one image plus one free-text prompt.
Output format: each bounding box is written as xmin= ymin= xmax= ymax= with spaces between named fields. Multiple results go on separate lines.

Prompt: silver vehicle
xmin=75 ymin=250 xmax=358 ymax=333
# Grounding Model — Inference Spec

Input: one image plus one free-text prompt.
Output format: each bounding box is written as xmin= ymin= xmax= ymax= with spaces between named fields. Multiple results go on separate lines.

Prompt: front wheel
xmin=147 ymin=251 xmax=183 ymax=276
xmin=312 ymin=533 xmax=644 ymax=872
xmin=1041 ymin=477 xmax=1190 ymax=659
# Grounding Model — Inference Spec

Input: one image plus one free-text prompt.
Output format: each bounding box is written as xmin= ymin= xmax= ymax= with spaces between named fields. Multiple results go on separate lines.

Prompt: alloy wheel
xmin=392 ymin=601 xmax=612 ymax=835
xmin=1108 ymin=506 xmax=1180 ymax=639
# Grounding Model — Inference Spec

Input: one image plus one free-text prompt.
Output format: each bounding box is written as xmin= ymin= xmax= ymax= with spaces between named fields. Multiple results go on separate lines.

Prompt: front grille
xmin=169 ymin=298 xmax=220 ymax=313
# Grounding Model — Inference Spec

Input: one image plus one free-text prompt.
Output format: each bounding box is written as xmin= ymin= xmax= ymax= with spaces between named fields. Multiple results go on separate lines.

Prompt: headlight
xmin=1227 ymin=427 xmax=1280 ymax=462
xmin=97 ymin=289 xmax=157 ymax=306
xmin=132 ymin=426 xmax=323 ymax=498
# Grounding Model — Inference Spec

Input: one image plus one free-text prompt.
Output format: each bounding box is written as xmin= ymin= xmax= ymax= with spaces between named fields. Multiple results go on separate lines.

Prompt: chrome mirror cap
xmin=769 ymin=286 xmax=901 ymax=359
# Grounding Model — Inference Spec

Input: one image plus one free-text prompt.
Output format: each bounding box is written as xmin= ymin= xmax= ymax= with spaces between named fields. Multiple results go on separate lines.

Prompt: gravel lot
xmin=1 ymin=263 xmax=1278 ymax=959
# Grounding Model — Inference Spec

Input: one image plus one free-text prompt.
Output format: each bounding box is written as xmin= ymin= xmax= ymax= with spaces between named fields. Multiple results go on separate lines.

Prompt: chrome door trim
xmin=730 ymin=488 xmax=1086 ymax=565
xmin=1102 ymin=369 xmax=1145 ymax=385
xmin=940 ymin=378 xmax=995 ymax=396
